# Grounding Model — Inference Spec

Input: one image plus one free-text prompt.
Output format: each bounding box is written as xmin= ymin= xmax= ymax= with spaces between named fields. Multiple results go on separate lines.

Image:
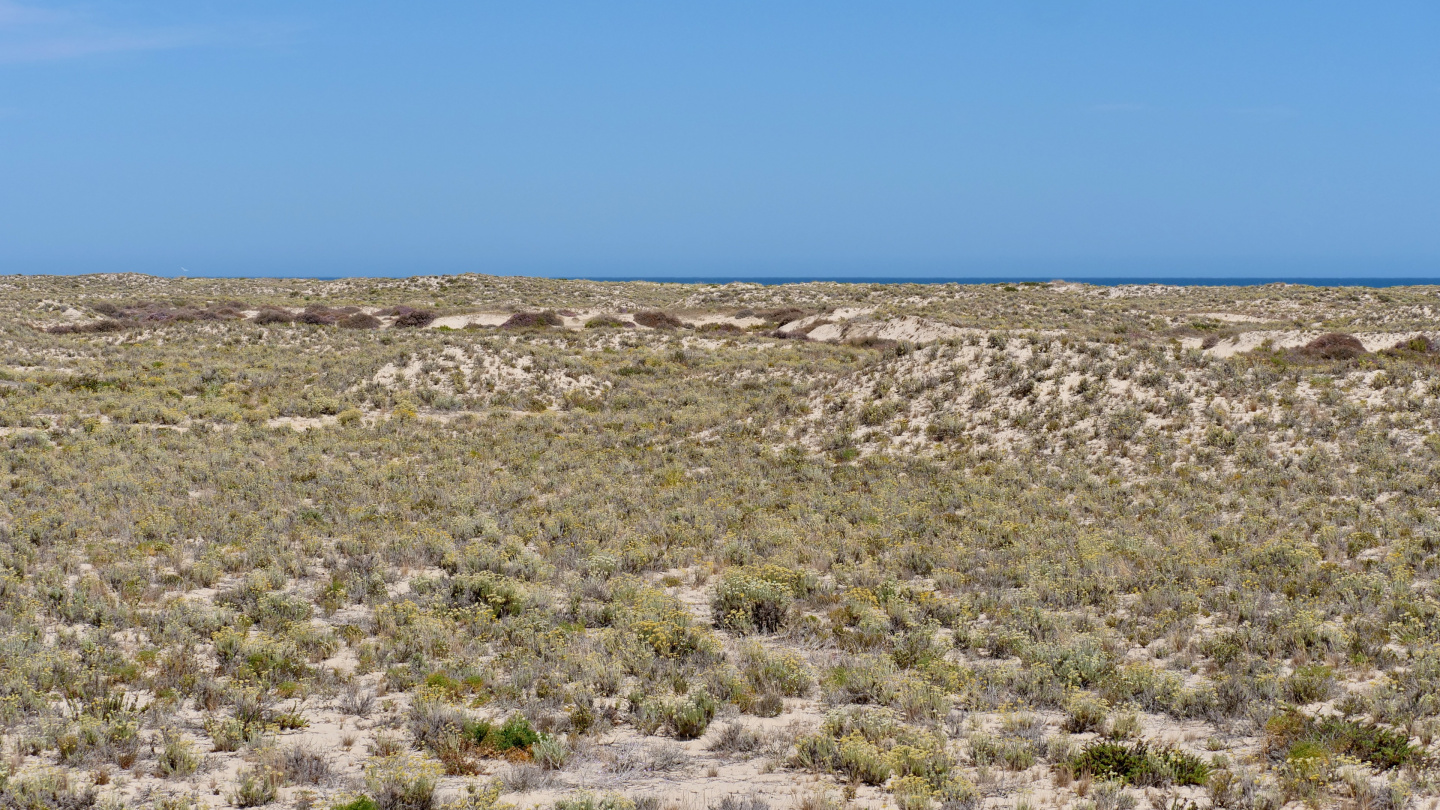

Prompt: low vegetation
xmin=0 ymin=274 xmax=1438 ymax=808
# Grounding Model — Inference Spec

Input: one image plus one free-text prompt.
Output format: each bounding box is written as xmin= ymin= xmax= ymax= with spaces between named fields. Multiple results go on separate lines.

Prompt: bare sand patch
xmin=1200 ymin=329 xmax=1431 ymax=357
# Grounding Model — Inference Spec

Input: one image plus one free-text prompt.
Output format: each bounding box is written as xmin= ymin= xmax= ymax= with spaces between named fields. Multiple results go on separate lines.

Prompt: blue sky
xmin=1 ymin=2 xmax=1437 ymax=280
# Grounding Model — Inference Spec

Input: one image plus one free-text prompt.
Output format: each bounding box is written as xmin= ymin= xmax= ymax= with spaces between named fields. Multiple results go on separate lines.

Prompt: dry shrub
xmin=845 ymin=336 xmax=896 ymax=350
xmin=757 ymin=308 xmax=806 ymax=325
xmin=183 ymin=308 xmax=240 ymax=321
xmin=711 ymin=795 xmax=770 ymax=810
xmin=297 ymin=306 xmax=343 ymax=325
xmin=48 ymin=319 xmax=129 ymax=334
xmin=338 ymin=683 xmax=376 ymax=716
xmin=502 ymin=312 xmax=563 ymax=329
xmin=499 ymin=763 xmax=555 ymax=791
xmin=707 ymin=721 xmax=763 ymax=754
xmin=584 ymin=315 xmax=629 ymax=329
xmin=391 ymin=308 xmax=437 ymax=328
xmin=1301 ymin=332 xmax=1366 ymax=360
xmin=279 ymin=744 xmax=332 ymax=785
xmin=698 ymin=322 xmax=743 ymax=334
xmin=210 ymin=303 xmax=249 ymax=318
xmin=634 ymin=311 xmax=683 ymax=329
xmin=252 ymin=308 xmax=294 ymax=325
xmin=52 ymin=300 xmax=250 ymax=331
xmin=339 ymin=312 xmax=382 ymax=329
xmin=87 ymin=301 xmax=246 ymax=324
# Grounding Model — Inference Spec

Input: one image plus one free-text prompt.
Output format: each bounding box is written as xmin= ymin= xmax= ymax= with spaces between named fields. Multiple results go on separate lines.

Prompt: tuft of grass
xmin=231 ymin=766 xmax=282 ymax=807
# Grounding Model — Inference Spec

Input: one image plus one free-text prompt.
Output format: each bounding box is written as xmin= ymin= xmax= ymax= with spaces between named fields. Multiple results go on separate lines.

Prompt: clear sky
xmin=1 ymin=2 xmax=1438 ymax=280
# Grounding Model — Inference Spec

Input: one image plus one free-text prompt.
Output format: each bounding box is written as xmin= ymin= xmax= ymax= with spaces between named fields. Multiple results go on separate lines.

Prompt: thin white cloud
xmin=0 ymin=1 xmax=72 ymax=26
xmin=0 ymin=1 xmax=287 ymax=64
xmin=0 ymin=30 xmax=203 ymax=63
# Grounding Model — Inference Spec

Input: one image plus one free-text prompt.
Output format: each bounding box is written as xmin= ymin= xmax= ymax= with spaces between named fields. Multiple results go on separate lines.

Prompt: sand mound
xmin=1192 ymin=330 xmax=1433 ymax=357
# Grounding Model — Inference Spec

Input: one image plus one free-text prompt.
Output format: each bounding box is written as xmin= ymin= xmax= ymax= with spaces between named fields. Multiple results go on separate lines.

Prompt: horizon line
xmin=6 ymin=271 xmax=1439 ymax=289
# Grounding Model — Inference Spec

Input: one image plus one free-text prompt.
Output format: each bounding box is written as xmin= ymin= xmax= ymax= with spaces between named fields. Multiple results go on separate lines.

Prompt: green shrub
xmin=627 ymin=692 xmax=667 ymax=735
xmin=890 ymin=775 xmax=933 ymax=810
xmin=668 ymin=691 xmax=718 ymax=740
xmin=793 ymin=707 xmax=948 ymax=788
xmin=1265 ymin=709 xmax=1418 ymax=771
xmin=156 ymin=731 xmax=199 ymax=777
xmin=364 ymin=753 xmax=441 ymax=810
xmin=445 ymin=573 xmax=528 ymax=616
xmin=968 ymin=734 xmax=1037 ymax=771
xmin=552 ymin=792 xmax=636 ymax=810
xmin=713 ymin=572 xmax=793 ymax=634
xmin=1284 ymin=665 xmax=1337 ymax=704
xmin=207 ymin=716 xmax=264 ymax=752
xmin=738 ymin=641 xmax=813 ymax=697
xmin=533 ymin=735 xmax=569 ymax=770
xmin=468 ymin=713 xmax=541 ymax=754
xmin=836 ymin=734 xmax=892 ymax=785
xmin=1062 ymin=693 xmax=1110 ymax=733
xmin=231 ymin=766 xmax=281 ymax=807
xmin=933 ymin=779 xmax=980 ymax=810
xmin=889 ymin=742 xmax=952 ymax=786
xmin=860 ymin=401 xmax=900 ymax=426
xmin=0 ymin=769 xmax=97 ymax=810
xmin=1070 ymin=740 xmax=1209 ymax=787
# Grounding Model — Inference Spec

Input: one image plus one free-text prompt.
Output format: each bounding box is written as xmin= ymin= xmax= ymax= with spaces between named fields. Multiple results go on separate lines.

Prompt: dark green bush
xmin=1266 ymin=709 xmax=1418 ymax=771
xmin=1070 ymin=740 xmax=1209 ymax=787
xmin=467 ymin=713 xmax=540 ymax=753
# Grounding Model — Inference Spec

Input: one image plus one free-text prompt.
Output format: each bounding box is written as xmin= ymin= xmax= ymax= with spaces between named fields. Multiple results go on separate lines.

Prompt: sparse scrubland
xmin=2 ymin=274 xmax=1440 ymax=810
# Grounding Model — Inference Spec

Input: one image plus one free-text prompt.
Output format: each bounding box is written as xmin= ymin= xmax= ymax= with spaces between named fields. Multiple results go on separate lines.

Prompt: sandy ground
xmin=1184 ymin=329 xmax=1431 ymax=357
xmin=11 ymin=277 xmax=1440 ymax=810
